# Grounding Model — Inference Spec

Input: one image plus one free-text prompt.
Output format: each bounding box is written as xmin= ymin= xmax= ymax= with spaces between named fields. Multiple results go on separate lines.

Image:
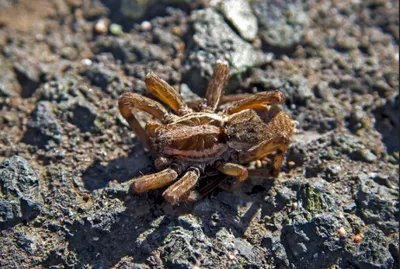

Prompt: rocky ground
xmin=0 ymin=0 xmax=398 ymax=268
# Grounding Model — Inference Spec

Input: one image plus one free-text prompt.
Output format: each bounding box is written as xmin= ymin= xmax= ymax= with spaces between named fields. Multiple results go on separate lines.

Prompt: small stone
xmin=81 ymin=58 xmax=92 ymax=66
xmin=110 ymin=23 xmax=123 ymax=36
xmin=255 ymin=160 xmax=262 ymax=168
xmin=353 ymin=233 xmax=363 ymax=243
xmin=61 ymin=46 xmax=78 ymax=60
xmin=140 ymin=21 xmax=152 ymax=31
xmin=351 ymin=149 xmax=377 ymax=163
xmin=337 ymin=227 xmax=346 ymax=237
xmin=171 ymin=26 xmax=182 ymax=36
xmin=95 ymin=18 xmax=108 ymax=34
xmin=315 ymin=81 xmax=334 ymax=101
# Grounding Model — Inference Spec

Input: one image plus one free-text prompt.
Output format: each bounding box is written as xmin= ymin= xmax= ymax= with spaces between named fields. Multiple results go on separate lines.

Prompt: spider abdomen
xmin=153 ymin=113 xmax=228 ymax=160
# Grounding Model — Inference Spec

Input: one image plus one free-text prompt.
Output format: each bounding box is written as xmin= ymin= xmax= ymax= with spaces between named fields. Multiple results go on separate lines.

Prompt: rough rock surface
xmin=215 ymin=0 xmax=258 ymax=42
xmin=184 ymin=8 xmax=271 ymax=95
xmin=0 ymin=156 xmax=42 ymax=229
xmin=251 ymin=0 xmax=310 ymax=49
xmin=0 ymin=0 xmax=398 ymax=268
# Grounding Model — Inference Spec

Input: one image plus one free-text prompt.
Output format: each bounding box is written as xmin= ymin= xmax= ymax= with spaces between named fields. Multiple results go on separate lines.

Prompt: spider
xmin=119 ymin=60 xmax=296 ymax=205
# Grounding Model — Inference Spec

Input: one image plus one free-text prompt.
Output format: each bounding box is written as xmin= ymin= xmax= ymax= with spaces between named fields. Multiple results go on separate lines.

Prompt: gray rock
xmin=345 ymin=225 xmax=394 ymax=269
xmin=93 ymin=36 xmax=168 ymax=64
xmin=216 ymin=0 xmax=258 ymax=41
xmin=388 ymin=233 xmax=399 ymax=269
xmin=0 ymin=156 xmax=43 ymax=229
xmin=0 ymin=58 xmax=21 ymax=97
xmin=120 ymin=0 xmax=191 ymax=19
xmin=233 ymin=238 xmax=260 ymax=265
xmin=248 ymin=70 xmax=313 ymax=105
xmin=185 ymin=8 xmax=270 ymax=95
xmin=82 ymin=63 xmax=118 ymax=90
xmin=38 ymin=77 xmax=81 ymax=103
xmin=161 ymin=227 xmax=200 ymax=268
xmin=282 ymin=213 xmax=351 ymax=268
xmin=373 ymin=94 xmax=399 ymax=154
xmin=13 ymin=57 xmax=41 ymax=98
xmin=66 ymin=101 xmax=98 ymax=133
xmin=350 ymin=149 xmax=377 ymax=163
xmin=179 ymin=84 xmax=201 ymax=103
xmin=251 ymin=0 xmax=310 ymax=49
xmin=21 ymin=101 xmax=63 ymax=149
xmin=262 ymin=235 xmax=289 ymax=267
xmin=355 ymin=173 xmax=398 ymax=234
xmin=120 ymin=0 xmax=150 ymax=19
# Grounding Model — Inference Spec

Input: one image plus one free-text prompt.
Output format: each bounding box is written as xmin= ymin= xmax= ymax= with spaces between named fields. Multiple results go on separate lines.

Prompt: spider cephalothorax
xmin=119 ymin=61 xmax=295 ymax=204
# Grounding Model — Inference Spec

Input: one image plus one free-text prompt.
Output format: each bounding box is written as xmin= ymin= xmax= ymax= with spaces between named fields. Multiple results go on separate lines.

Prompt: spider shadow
xmin=67 ymin=172 xmax=279 ymax=268
xmin=81 ymin=142 xmax=153 ymax=191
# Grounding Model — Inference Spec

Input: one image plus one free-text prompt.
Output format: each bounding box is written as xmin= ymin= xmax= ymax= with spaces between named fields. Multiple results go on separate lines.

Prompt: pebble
xmin=337 ymin=227 xmax=346 ymax=237
xmin=110 ymin=23 xmax=123 ymax=36
xmin=81 ymin=58 xmax=92 ymax=66
xmin=95 ymin=18 xmax=108 ymax=34
xmin=140 ymin=21 xmax=152 ymax=31
xmin=355 ymin=149 xmax=377 ymax=163
xmin=354 ymin=233 xmax=363 ymax=243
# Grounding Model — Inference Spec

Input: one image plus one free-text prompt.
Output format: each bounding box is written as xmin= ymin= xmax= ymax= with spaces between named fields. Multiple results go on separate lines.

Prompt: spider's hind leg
xmin=132 ymin=168 xmax=178 ymax=193
xmin=216 ymin=162 xmax=248 ymax=191
xmin=226 ymin=90 xmax=285 ymax=115
xmin=239 ymin=135 xmax=290 ymax=177
xmin=162 ymin=168 xmax=200 ymax=205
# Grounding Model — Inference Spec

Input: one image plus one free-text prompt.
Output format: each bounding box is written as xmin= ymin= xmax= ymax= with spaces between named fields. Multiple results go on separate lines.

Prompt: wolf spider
xmin=119 ymin=61 xmax=295 ymax=205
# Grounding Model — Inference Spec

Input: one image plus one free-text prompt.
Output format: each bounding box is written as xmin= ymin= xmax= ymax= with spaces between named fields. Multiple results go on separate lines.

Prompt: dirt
xmin=0 ymin=0 xmax=398 ymax=268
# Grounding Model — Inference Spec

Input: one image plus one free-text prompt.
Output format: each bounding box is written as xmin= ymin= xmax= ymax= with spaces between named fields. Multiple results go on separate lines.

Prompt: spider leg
xmin=204 ymin=60 xmax=229 ymax=112
xmin=132 ymin=168 xmax=178 ymax=193
xmin=226 ymin=90 xmax=285 ymax=115
xmin=248 ymin=168 xmax=276 ymax=177
xmin=216 ymin=162 xmax=248 ymax=191
xmin=185 ymin=94 xmax=248 ymax=110
xmin=162 ymin=168 xmax=200 ymax=205
xmin=119 ymin=92 xmax=174 ymax=147
xmin=238 ymin=135 xmax=290 ymax=177
xmin=145 ymin=72 xmax=191 ymax=115
xmin=119 ymin=92 xmax=174 ymax=123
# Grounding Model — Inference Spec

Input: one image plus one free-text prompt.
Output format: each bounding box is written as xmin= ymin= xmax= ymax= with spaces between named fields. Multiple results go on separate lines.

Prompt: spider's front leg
xmin=145 ymin=73 xmax=191 ymax=115
xmin=119 ymin=92 xmax=174 ymax=147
